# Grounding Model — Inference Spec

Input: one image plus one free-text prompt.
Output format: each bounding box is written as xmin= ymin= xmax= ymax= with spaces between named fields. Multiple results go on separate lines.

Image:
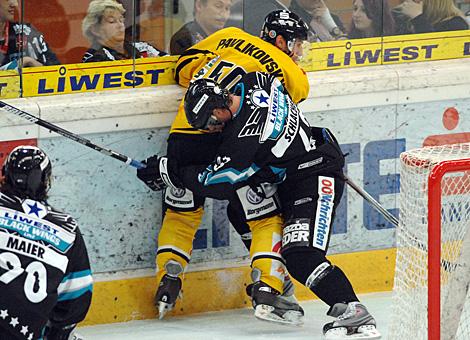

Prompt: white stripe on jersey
xmin=58 ymin=274 xmax=93 ymax=295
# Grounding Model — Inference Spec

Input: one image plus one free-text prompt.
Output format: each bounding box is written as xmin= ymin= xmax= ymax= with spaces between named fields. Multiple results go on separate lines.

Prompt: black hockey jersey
xmin=0 ymin=191 xmax=92 ymax=340
xmin=178 ymin=72 xmax=342 ymax=200
xmin=0 ymin=22 xmax=60 ymax=67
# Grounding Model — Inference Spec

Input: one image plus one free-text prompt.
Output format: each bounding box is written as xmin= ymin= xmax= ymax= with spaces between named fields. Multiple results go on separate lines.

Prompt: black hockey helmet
xmin=184 ymin=78 xmax=230 ymax=130
xmin=1 ymin=145 xmax=52 ymax=200
xmin=261 ymin=10 xmax=309 ymax=46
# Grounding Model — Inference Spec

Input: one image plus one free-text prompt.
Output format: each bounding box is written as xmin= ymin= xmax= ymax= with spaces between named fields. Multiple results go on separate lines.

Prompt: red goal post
xmin=390 ymin=143 xmax=470 ymax=340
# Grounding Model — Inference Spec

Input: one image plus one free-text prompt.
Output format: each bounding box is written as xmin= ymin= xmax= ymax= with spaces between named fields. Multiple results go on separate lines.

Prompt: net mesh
xmin=389 ymin=143 xmax=470 ymax=340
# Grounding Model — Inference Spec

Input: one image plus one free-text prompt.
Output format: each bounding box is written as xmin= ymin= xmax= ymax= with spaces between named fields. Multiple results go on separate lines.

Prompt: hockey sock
xmin=284 ymin=250 xmax=358 ymax=307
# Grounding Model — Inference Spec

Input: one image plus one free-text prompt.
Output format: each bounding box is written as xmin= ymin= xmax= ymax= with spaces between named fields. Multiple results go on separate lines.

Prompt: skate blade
xmin=324 ymin=325 xmax=381 ymax=339
xmin=254 ymin=304 xmax=304 ymax=326
xmin=157 ymin=301 xmax=174 ymax=320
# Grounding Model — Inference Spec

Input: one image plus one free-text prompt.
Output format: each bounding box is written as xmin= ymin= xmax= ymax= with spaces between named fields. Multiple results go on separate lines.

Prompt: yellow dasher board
xmin=300 ymin=30 xmax=470 ymax=71
xmin=21 ymin=55 xmax=178 ymax=97
xmin=0 ymin=70 xmax=20 ymax=99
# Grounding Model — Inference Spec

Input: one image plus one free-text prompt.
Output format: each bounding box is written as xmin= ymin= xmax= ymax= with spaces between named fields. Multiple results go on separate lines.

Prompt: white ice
xmin=78 ymin=291 xmax=391 ymax=339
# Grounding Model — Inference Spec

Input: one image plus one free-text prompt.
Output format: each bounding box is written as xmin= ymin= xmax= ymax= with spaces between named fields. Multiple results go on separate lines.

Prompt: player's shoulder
xmin=218 ymin=27 xmax=245 ymax=35
xmin=46 ymin=206 xmax=78 ymax=233
xmin=0 ymin=190 xmax=21 ymax=209
xmin=9 ymin=22 xmax=40 ymax=37
xmin=241 ymin=71 xmax=278 ymax=86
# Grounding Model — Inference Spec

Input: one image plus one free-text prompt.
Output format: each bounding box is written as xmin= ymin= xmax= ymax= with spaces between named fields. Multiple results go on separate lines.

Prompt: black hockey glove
xmin=137 ymin=155 xmax=182 ymax=191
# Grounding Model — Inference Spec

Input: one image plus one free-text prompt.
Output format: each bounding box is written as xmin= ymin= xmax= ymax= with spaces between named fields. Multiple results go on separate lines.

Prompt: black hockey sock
xmin=284 ymin=251 xmax=358 ymax=307
xmin=309 ymin=265 xmax=359 ymax=307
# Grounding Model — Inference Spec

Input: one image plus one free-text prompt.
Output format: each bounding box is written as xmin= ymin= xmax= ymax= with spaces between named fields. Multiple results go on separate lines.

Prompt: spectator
xmin=394 ymin=0 xmax=469 ymax=34
xmin=349 ymin=0 xmax=395 ymax=39
xmin=289 ymin=0 xmax=348 ymax=41
xmin=0 ymin=0 xmax=59 ymax=69
xmin=170 ymin=0 xmax=232 ymax=55
xmin=82 ymin=0 xmax=167 ymax=63
xmin=225 ymin=0 xmax=287 ymax=36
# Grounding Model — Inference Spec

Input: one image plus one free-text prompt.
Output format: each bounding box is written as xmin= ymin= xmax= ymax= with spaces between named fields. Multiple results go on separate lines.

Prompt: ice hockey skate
xmin=155 ymin=260 xmax=183 ymax=319
xmin=323 ymin=302 xmax=381 ymax=339
xmin=249 ymin=281 xmax=304 ymax=326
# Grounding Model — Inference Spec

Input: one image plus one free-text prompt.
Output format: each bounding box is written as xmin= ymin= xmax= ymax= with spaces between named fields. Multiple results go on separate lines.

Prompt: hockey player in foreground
xmin=137 ymin=10 xmax=310 ymax=323
xmin=141 ymin=73 xmax=382 ymax=339
xmin=0 ymin=146 xmax=92 ymax=340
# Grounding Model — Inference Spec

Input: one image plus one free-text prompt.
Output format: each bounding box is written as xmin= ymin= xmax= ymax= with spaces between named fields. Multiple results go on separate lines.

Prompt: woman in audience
xmin=348 ymin=0 xmax=395 ymax=39
xmin=82 ymin=0 xmax=166 ymax=62
xmin=394 ymin=0 xmax=469 ymax=33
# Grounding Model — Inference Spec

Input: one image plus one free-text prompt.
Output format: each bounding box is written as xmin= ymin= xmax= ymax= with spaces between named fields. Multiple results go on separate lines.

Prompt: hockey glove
xmin=137 ymin=155 xmax=182 ymax=191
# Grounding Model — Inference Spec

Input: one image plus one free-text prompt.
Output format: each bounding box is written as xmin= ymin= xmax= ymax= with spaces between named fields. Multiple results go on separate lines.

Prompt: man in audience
xmin=0 ymin=0 xmax=59 ymax=69
xmin=225 ymin=0 xmax=287 ymax=36
xmin=227 ymin=0 xmax=346 ymax=41
xmin=170 ymin=0 xmax=232 ymax=55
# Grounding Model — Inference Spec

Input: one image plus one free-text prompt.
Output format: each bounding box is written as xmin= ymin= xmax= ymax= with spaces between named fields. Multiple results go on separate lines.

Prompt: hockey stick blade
xmin=0 ymin=101 xmax=146 ymax=169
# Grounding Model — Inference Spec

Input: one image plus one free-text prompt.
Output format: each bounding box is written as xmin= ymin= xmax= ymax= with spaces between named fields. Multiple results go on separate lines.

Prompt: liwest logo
xmin=326 ymin=44 xmax=439 ymax=68
xmin=36 ymin=69 xmax=165 ymax=94
xmin=313 ymin=176 xmax=335 ymax=251
xmin=261 ymin=82 xmax=287 ymax=142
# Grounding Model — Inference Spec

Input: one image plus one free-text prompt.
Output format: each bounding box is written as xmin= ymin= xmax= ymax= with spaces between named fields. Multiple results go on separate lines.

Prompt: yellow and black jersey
xmin=171 ymin=27 xmax=309 ymax=135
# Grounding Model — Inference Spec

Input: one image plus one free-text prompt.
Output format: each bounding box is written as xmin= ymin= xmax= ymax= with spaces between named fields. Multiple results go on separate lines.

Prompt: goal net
xmin=389 ymin=143 xmax=470 ymax=340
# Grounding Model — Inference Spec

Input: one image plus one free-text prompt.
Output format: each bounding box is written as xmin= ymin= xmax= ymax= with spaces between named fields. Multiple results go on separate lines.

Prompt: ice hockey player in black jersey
xmin=142 ymin=73 xmax=382 ymax=339
xmin=136 ymin=9 xmax=309 ymax=323
xmin=0 ymin=146 xmax=92 ymax=340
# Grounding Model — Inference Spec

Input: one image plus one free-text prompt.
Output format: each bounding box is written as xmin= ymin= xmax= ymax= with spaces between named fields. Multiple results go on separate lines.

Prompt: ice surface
xmin=78 ymin=291 xmax=391 ymax=339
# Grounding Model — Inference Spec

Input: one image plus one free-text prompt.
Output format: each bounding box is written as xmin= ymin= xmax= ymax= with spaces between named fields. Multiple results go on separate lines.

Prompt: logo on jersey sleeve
xmin=22 ymin=199 xmax=48 ymax=219
xmin=260 ymin=81 xmax=288 ymax=143
xmin=164 ymin=187 xmax=195 ymax=209
xmin=313 ymin=176 xmax=335 ymax=251
xmin=250 ymin=89 xmax=270 ymax=108
xmin=236 ymin=185 xmax=278 ymax=220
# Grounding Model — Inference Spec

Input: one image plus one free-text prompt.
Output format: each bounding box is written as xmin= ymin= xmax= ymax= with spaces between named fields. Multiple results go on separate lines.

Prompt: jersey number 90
xmin=0 ymin=252 xmax=48 ymax=303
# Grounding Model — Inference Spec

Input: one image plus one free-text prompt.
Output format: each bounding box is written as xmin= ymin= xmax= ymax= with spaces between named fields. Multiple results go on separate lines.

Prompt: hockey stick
xmin=0 ymin=101 xmax=145 ymax=169
xmin=343 ymin=174 xmax=399 ymax=227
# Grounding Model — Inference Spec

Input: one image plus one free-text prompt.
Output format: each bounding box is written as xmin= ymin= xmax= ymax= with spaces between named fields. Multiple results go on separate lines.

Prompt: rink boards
xmin=1 ymin=59 xmax=470 ymax=324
